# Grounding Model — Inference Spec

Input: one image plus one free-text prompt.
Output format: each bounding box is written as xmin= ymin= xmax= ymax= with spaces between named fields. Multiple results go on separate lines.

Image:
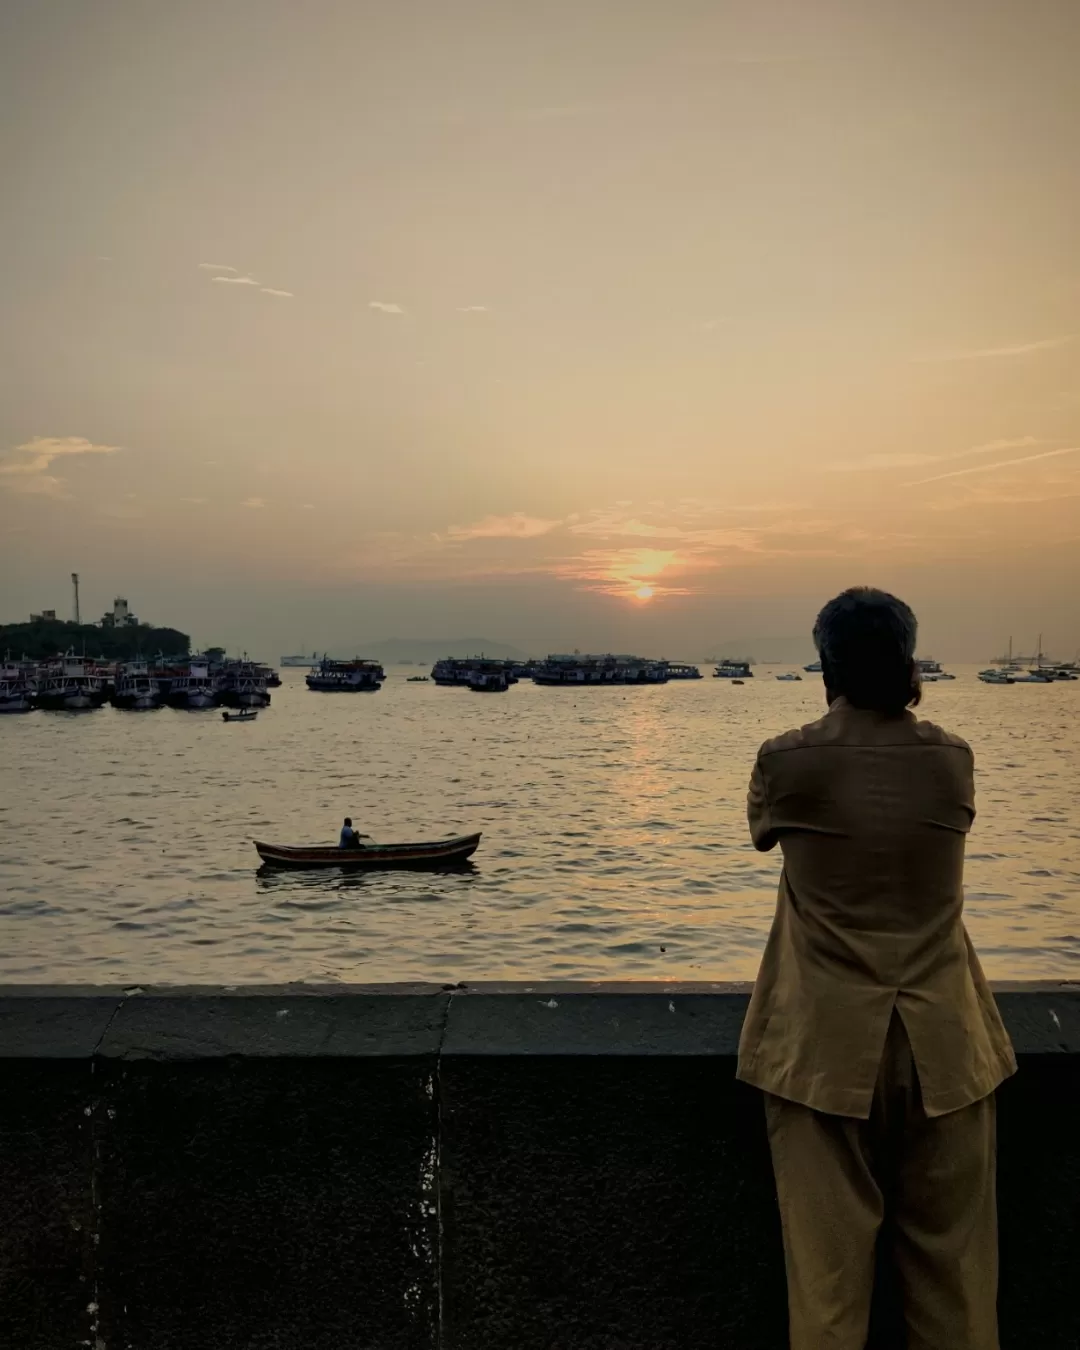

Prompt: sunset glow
xmin=635 ymin=586 xmax=655 ymax=602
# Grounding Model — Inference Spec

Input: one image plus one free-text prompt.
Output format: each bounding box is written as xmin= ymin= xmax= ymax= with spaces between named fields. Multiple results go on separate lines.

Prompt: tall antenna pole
xmin=71 ymin=572 xmax=81 ymax=625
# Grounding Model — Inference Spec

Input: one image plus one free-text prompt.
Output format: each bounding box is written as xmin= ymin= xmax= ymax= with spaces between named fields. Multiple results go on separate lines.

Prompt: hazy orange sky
xmin=1 ymin=0 xmax=1078 ymax=660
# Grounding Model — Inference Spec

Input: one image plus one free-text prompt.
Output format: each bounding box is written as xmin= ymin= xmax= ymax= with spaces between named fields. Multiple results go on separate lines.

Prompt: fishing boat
xmin=0 ymin=658 xmax=36 ymax=713
xmin=775 ymin=672 xmax=802 ymax=681
xmin=253 ymin=832 xmax=483 ymax=869
xmin=616 ymin=658 xmax=669 ymax=684
xmin=220 ymin=658 xmax=271 ymax=707
xmin=916 ymin=658 xmax=956 ymax=682
xmin=164 ymin=657 xmax=219 ymax=709
xmin=112 ymin=660 xmax=162 ymax=710
xmin=306 ymin=657 xmax=385 ymax=692
xmin=1026 ymin=636 xmax=1077 ymax=680
xmin=432 ymin=657 xmax=473 ymax=686
xmin=223 ymin=708 xmax=258 ymax=722
xmin=468 ymin=669 xmax=509 ymax=692
xmin=37 ymin=655 xmax=107 ymax=711
xmin=803 ymin=660 xmax=822 ymax=673
xmin=531 ymin=653 xmax=668 ymax=685
xmin=665 ymin=663 xmax=703 ymax=680
xmin=407 ymin=675 xmax=430 ymax=682
xmin=989 ymin=638 xmax=1025 ymax=674
xmin=977 ymin=669 xmax=1014 ymax=685
xmin=432 ymin=656 xmax=517 ymax=687
xmin=714 ymin=659 xmax=753 ymax=679
xmin=532 ymin=655 xmax=615 ymax=686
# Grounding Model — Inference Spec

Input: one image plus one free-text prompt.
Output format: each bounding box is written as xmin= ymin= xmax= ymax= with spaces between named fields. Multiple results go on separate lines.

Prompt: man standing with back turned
xmin=738 ymin=587 xmax=1016 ymax=1350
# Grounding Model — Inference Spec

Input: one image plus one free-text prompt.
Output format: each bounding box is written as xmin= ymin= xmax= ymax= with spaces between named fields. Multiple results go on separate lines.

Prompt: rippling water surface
xmin=1 ymin=668 xmax=1077 ymax=983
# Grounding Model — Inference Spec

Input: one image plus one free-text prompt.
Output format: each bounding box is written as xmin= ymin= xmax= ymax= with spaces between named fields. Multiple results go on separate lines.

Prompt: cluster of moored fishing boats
xmin=977 ymin=662 xmax=1078 ymax=684
xmin=300 ymin=654 xmax=707 ymax=693
xmin=434 ymin=654 xmax=707 ymax=690
xmin=0 ymin=652 xmax=278 ymax=713
xmin=6 ymin=644 xmax=1073 ymax=715
xmin=975 ymin=637 xmax=1078 ymax=685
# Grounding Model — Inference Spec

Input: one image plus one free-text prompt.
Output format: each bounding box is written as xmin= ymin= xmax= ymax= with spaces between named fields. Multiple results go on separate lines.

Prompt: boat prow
xmin=253 ymin=832 xmax=482 ymax=870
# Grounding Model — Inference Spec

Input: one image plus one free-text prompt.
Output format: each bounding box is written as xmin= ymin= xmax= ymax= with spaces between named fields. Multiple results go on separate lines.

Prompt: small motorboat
xmin=254 ymin=832 xmax=482 ymax=869
xmin=223 ymin=709 xmax=259 ymax=722
xmin=775 ymin=672 xmax=802 ymax=681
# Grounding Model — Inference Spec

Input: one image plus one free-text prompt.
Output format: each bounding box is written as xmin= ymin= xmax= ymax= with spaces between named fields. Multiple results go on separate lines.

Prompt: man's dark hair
xmin=344 ymin=817 xmax=352 ymax=827
xmin=812 ymin=587 xmax=922 ymax=715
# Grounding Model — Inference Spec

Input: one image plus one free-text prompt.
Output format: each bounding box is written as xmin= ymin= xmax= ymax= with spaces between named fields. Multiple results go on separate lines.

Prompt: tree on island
xmin=0 ymin=617 xmax=190 ymax=662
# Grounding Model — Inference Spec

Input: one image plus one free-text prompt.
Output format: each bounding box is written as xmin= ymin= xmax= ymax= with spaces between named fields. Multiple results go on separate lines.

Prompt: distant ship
xmin=280 ymin=651 xmax=317 ymax=668
xmin=714 ymin=660 xmax=753 ymax=679
xmin=306 ymin=658 xmax=385 ymax=692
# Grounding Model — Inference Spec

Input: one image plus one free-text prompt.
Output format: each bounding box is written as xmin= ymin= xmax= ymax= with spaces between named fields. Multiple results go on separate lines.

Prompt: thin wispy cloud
xmin=457 ymin=305 xmax=489 ymax=313
xmin=444 ymin=512 xmax=561 ymax=542
xmin=828 ymin=437 xmax=1043 ymax=473
xmin=240 ymin=497 xmax=267 ymax=509
xmin=927 ymin=474 xmax=1080 ymax=512
xmin=370 ymin=301 xmax=405 ymax=314
xmin=907 ymin=445 xmax=1080 ymax=486
xmin=0 ymin=435 xmax=121 ymax=498
xmin=202 ymin=265 xmax=293 ymax=295
xmin=914 ymin=336 xmax=1073 ymax=363
xmin=829 ymin=452 xmax=941 ymax=472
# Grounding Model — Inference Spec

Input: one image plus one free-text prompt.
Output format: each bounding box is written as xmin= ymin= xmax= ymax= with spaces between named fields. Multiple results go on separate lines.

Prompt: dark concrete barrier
xmin=1 ymin=983 xmax=1078 ymax=1349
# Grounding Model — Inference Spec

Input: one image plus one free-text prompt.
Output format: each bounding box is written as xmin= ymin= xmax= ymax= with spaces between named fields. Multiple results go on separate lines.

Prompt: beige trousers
xmin=764 ymin=1012 xmax=999 ymax=1350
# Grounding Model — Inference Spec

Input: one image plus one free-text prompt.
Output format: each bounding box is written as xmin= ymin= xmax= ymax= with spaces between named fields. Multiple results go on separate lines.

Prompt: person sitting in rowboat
xmin=338 ymin=818 xmax=371 ymax=849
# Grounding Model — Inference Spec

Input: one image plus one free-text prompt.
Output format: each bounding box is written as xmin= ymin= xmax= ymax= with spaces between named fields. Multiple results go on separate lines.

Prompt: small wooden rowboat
xmin=223 ymin=709 xmax=258 ymax=722
xmin=254 ymin=832 xmax=482 ymax=869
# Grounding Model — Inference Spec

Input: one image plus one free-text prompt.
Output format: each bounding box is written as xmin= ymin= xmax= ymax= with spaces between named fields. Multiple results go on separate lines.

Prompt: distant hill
xmin=0 ymin=618 xmax=190 ymax=662
xmin=355 ymin=637 xmax=531 ymax=665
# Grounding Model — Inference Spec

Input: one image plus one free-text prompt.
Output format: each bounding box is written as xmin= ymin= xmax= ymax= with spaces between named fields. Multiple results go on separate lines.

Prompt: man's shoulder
xmin=908 ymin=715 xmax=972 ymax=755
xmin=756 ymin=714 xmax=833 ymax=759
xmin=756 ymin=710 xmax=972 ymax=760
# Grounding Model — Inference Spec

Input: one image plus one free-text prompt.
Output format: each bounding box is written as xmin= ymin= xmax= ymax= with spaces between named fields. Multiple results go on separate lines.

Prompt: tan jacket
xmin=736 ymin=697 xmax=1016 ymax=1118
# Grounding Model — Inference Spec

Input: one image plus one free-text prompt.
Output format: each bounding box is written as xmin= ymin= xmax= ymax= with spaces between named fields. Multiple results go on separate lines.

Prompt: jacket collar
xmin=825 ymin=695 xmax=915 ymax=726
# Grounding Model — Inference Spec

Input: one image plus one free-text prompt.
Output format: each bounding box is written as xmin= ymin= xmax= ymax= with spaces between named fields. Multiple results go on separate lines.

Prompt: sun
xmin=634 ymin=585 xmax=655 ymax=601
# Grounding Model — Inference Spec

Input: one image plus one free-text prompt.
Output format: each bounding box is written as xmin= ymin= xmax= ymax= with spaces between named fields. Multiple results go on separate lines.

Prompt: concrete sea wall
xmin=1 ymin=983 xmax=1078 ymax=1349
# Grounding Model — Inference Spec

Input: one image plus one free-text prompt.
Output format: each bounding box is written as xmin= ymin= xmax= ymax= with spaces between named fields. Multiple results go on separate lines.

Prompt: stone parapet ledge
xmin=0 ymin=980 xmax=1078 ymax=1058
